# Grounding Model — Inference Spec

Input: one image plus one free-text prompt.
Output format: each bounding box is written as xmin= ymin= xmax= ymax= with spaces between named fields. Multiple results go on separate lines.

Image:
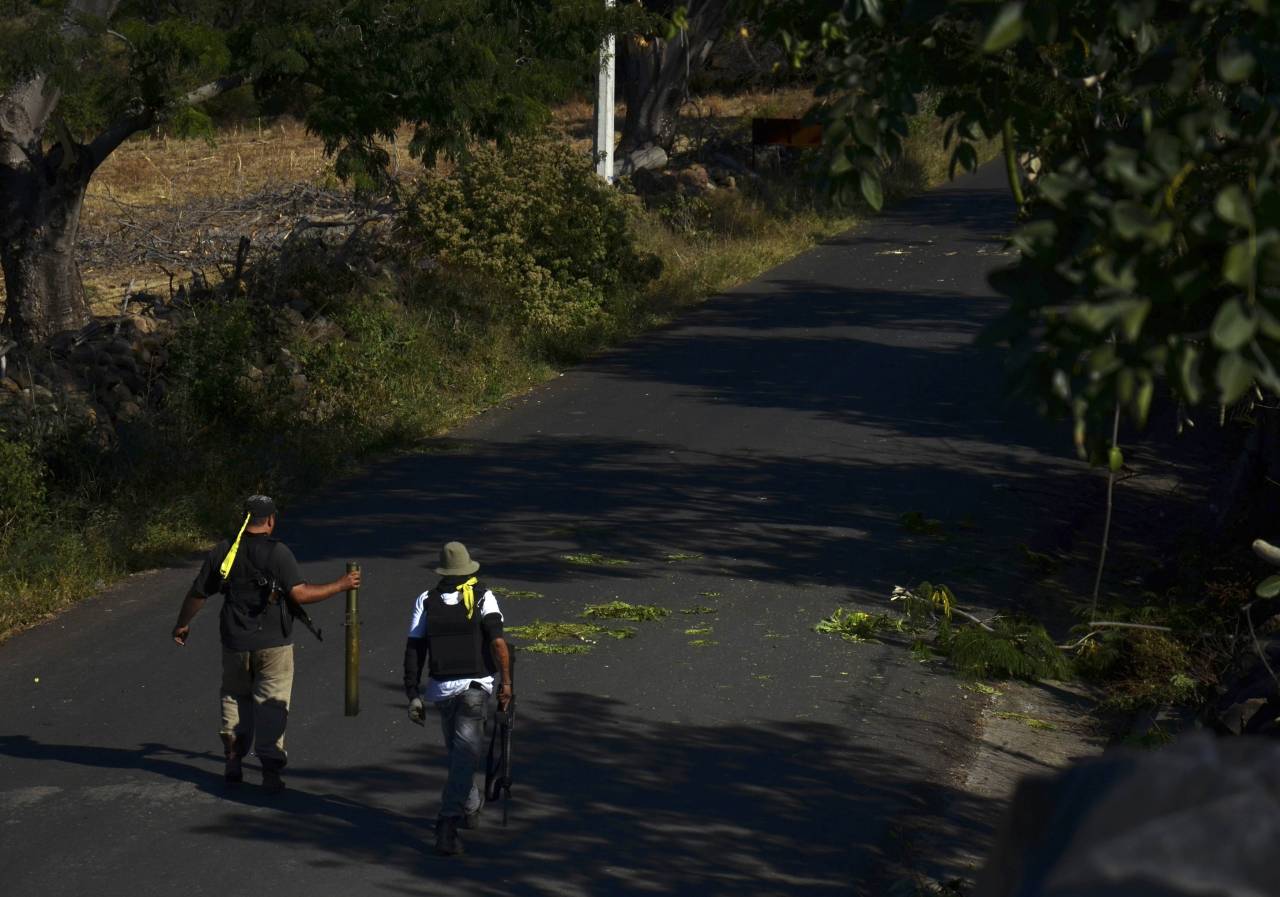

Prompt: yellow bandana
xmin=219 ymin=513 xmax=252 ymax=581
xmin=458 ymin=576 xmax=478 ymax=619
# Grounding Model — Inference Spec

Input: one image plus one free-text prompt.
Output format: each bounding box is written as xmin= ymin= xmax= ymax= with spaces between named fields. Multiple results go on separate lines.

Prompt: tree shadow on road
xmin=182 ymin=690 xmax=999 ymax=896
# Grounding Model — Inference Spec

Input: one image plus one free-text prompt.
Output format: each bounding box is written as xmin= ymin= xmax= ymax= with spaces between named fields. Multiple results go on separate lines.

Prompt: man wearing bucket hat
xmin=170 ymin=494 xmax=361 ymax=793
xmin=403 ymin=541 xmax=512 ymax=856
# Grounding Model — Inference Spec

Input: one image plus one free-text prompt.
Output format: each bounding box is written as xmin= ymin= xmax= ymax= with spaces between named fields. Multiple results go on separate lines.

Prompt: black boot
xmin=261 ymin=760 xmax=286 ymax=795
xmin=434 ymin=816 xmax=464 ymax=856
xmin=460 ymin=795 xmax=484 ymax=830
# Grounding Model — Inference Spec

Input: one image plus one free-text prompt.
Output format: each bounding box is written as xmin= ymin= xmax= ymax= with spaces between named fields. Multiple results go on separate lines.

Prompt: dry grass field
xmin=0 ymin=88 xmax=818 ymax=319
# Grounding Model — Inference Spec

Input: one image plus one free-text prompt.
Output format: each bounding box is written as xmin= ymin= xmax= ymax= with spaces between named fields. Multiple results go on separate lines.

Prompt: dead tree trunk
xmin=617 ymin=1 xmax=729 ymax=173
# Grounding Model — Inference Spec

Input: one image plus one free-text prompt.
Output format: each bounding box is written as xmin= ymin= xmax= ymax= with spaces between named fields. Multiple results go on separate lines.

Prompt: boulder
xmin=619 ymin=144 xmax=669 ymax=175
xmin=677 ymin=164 xmax=712 ymax=193
xmin=0 ymin=377 xmax=18 ymax=395
xmin=107 ymin=382 xmax=134 ymax=407
xmin=116 ymin=401 xmax=143 ymax=422
xmin=975 ymin=734 xmax=1280 ymax=897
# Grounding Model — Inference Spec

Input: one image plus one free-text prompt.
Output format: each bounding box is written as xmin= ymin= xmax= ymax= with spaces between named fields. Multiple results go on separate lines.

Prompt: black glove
xmin=408 ymin=696 xmax=426 ymax=726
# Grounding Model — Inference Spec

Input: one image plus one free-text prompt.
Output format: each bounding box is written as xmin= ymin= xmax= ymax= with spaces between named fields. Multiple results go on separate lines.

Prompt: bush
xmin=400 ymin=135 xmax=660 ymax=339
xmin=0 ymin=438 xmax=46 ymax=546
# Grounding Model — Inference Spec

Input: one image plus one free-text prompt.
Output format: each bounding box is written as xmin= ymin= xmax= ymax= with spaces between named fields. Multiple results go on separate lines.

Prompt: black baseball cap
xmin=245 ymin=494 xmax=277 ymax=518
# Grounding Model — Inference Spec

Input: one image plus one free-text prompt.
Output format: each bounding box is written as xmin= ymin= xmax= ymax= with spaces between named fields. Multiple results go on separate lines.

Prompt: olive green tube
xmin=345 ymin=562 xmax=360 ymax=716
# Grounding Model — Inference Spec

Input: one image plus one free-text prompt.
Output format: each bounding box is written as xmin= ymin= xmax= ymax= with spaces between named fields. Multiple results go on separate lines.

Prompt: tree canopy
xmin=768 ymin=0 xmax=1278 ymax=457
xmin=0 ymin=0 xmax=609 ymax=342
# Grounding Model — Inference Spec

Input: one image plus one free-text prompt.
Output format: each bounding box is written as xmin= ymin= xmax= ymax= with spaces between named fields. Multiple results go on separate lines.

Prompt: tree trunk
xmin=616 ymin=1 xmax=729 ymax=170
xmin=1 ymin=166 xmax=93 ymax=344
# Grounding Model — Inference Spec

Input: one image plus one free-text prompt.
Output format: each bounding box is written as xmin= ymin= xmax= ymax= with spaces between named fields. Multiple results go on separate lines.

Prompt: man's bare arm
xmin=289 ymin=568 xmax=361 ymax=606
xmin=172 ymin=591 xmax=206 ymax=646
xmin=492 ymin=636 xmax=513 ymax=709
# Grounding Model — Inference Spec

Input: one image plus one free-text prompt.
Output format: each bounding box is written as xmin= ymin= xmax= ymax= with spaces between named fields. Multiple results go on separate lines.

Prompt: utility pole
xmin=593 ymin=0 xmax=616 ymax=183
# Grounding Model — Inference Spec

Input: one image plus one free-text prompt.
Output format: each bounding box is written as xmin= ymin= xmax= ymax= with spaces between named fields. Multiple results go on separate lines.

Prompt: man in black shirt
xmin=171 ymin=495 xmax=360 ymax=792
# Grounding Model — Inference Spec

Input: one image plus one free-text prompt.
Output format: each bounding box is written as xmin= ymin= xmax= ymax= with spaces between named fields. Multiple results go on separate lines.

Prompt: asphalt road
xmin=0 ymin=164 xmax=1087 ymax=896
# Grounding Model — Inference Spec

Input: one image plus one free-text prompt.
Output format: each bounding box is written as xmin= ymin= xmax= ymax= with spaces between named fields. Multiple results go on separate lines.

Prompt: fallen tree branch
xmin=1056 ymin=620 xmax=1176 ymax=650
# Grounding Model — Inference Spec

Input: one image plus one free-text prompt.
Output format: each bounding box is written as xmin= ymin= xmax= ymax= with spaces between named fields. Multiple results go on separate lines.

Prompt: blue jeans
xmin=434 ymin=685 xmax=492 ymax=818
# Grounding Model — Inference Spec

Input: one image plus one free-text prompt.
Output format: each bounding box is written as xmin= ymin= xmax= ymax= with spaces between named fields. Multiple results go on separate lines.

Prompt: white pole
xmin=594 ymin=0 xmax=616 ymax=183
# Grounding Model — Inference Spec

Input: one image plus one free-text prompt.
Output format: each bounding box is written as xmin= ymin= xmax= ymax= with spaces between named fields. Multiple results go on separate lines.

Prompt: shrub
xmin=400 ymin=135 xmax=660 ymax=339
xmin=0 ymin=438 xmax=46 ymax=546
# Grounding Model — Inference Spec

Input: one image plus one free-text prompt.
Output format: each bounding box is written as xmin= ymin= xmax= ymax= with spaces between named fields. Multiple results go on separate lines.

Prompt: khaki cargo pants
xmin=220 ymin=645 xmax=294 ymax=767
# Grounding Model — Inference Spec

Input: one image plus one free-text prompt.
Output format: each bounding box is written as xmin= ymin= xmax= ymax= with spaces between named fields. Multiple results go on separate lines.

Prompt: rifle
xmin=485 ymin=655 xmax=516 ymax=826
xmin=284 ymin=589 xmax=324 ymax=642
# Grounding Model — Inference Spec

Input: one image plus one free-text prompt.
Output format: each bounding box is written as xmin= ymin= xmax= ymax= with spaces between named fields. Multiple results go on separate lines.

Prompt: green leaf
xmin=862 ymin=0 xmax=886 ymax=28
xmin=1177 ymin=344 xmax=1203 ymax=405
xmin=1215 ymin=186 xmax=1254 ymax=229
xmin=1120 ymin=299 xmax=1151 ymax=341
xmin=1135 ymin=375 xmax=1154 ymax=426
xmin=853 ymin=115 xmax=879 ymax=148
xmin=1217 ymin=352 xmax=1256 ymax=404
xmin=1256 ymin=574 xmax=1280 ymax=598
xmin=1210 ymin=299 xmax=1257 ymax=351
xmin=830 ymin=147 xmax=856 ymax=177
xmin=1111 ymin=201 xmax=1152 ymax=241
xmin=860 ymin=170 xmax=884 ymax=211
xmin=1218 ymin=41 xmax=1256 ymax=83
xmin=1071 ymin=299 xmax=1148 ymax=335
xmin=1224 ymin=242 xmax=1256 ymax=287
xmin=1108 ymin=446 xmax=1124 ymax=472
xmin=949 ymin=142 xmax=979 ymax=179
xmin=983 ymin=2 xmax=1025 ymax=54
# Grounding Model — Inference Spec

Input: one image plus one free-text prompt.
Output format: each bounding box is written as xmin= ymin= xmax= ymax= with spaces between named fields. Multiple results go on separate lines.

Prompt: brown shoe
xmin=224 ymin=752 xmax=243 ymax=785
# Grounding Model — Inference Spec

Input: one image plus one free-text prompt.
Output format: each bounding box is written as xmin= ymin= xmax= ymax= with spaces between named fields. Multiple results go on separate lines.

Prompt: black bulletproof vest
xmin=221 ymin=538 xmax=291 ymax=639
xmin=425 ymin=583 xmax=490 ymax=680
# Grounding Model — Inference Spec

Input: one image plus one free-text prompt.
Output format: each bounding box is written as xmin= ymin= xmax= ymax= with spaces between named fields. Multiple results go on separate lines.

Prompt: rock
xmin=246 ymin=365 xmax=263 ymax=381
xmin=677 ymin=164 xmax=711 ymax=192
xmin=277 ymin=349 xmax=302 ymax=375
xmin=150 ymin=380 xmax=167 ymax=404
xmin=974 ymin=734 xmax=1280 ymax=897
xmin=32 ymin=385 xmax=55 ymax=404
xmin=619 ymin=144 xmax=669 ymax=175
xmin=106 ymin=338 xmax=133 ymax=357
xmin=120 ymin=372 xmax=145 ymax=396
xmin=288 ymin=299 xmax=313 ymax=316
xmin=108 ymin=382 xmax=134 ymax=406
xmin=116 ymin=401 xmax=143 ymax=422
xmin=132 ymin=315 xmax=158 ymax=335
xmin=114 ymin=354 xmax=139 ymax=376
xmin=70 ymin=343 xmax=97 ymax=365
xmin=278 ymin=307 xmax=306 ymax=329
xmin=289 ymin=373 xmax=309 ymax=392
xmin=723 ymin=175 xmax=736 ymax=191
xmin=0 ymin=377 xmax=18 ymax=395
